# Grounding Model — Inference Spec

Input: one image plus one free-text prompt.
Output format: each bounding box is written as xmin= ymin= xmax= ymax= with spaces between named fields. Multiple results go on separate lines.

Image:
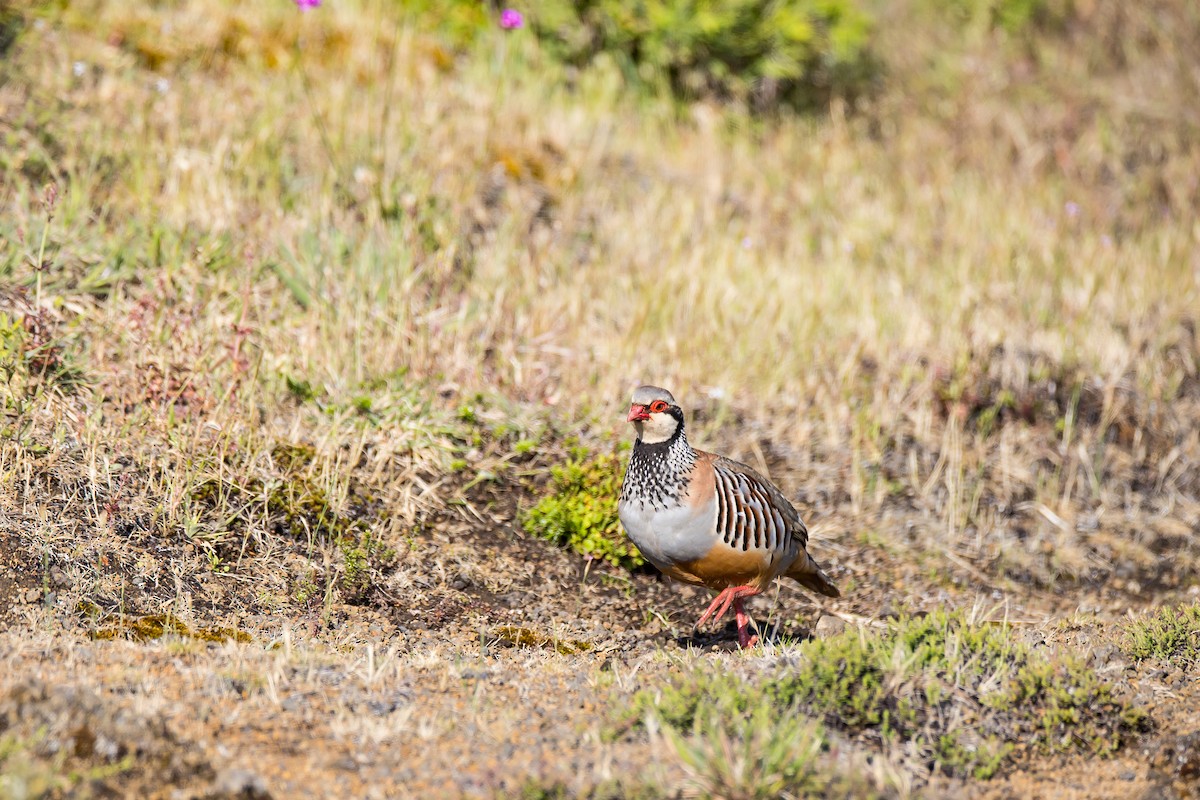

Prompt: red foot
xmin=695 ymin=585 xmax=761 ymax=648
xmin=734 ymin=597 xmax=759 ymax=649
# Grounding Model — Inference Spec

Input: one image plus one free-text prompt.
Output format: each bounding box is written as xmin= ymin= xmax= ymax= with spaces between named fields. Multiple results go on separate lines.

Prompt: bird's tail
xmin=787 ymin=555 xmax=840 ymax=598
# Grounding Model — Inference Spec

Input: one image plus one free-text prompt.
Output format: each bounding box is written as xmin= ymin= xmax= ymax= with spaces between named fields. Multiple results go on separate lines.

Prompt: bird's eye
xmin=650 ymin=400 xmax=668 ymax=413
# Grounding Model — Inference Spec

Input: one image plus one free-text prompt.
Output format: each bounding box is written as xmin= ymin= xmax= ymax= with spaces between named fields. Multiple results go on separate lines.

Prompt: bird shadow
xmin=673 ymin=619 xmax=814 ymax=651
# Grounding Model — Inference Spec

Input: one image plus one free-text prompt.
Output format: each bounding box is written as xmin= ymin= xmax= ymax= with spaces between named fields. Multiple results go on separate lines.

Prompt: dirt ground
xmin=3 ymin=444 xmax=1200 ymax=799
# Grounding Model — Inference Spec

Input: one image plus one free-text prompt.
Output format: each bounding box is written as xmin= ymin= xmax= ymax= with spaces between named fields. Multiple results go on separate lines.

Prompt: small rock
xmin=279 ymin=694 xmax=308 ymax=713
xmin=1018 ymin=629 xmax=1046 ymax=649
xmin=368 ymin=699 xmax=397 ymax=716
xmin=1119 ymin=771 xmax=1136 ymax=781
xmin=814 ymin=615 xmax=847 ymax=640
xmin=207 ymin=767 xmax=271 ymax=800
xmin=21 ymin=588 xmax=41 ymax=604
xmin=1090 ymin=643 xmax=1118 ymax=668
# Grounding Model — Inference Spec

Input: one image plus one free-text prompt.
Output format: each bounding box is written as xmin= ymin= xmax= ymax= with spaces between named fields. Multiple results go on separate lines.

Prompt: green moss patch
xmin=630 ymin=611 xmax=1148 ymax=780
xmin=494 ymin=625 xmax=593 ymax=655
xmin=1122 ymin=604 xmax=1200 ymax=666
xmin=88 ymin=613 xmax=251 ymax=644
xmin=521 ymin=448 xmax=643 ymax=569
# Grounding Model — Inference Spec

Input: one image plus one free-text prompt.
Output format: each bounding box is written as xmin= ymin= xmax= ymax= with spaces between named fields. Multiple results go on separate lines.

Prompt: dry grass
xmin=1 ymin=0 xmax=1199 ymax=796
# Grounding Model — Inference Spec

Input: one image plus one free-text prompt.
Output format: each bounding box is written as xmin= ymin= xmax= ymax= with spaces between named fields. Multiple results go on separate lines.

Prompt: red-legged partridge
xmin=618 ymin=385 xmax=839 ymax=648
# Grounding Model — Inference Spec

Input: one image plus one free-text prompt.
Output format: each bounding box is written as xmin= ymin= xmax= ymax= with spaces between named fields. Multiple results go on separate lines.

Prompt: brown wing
xmin=705 ymin=452 xmax=839 ymax=598
xmin=709 ymin=454 xmax=808 ymax=552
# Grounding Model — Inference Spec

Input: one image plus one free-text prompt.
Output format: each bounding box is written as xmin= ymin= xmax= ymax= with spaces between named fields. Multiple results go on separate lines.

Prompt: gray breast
xmin=618 ymin=494 xmax=718 ymax=568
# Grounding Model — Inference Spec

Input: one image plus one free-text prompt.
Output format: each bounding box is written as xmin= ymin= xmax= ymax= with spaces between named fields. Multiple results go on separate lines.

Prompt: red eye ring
xmin=649 ymin=400 xmax=668 ymax=413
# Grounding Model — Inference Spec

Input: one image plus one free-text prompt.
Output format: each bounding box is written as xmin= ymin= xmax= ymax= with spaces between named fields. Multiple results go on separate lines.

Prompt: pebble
xmin=1018 ymin=629 xmax=1046 ymax=649
xmin=1089 ymin=643 xmax=1128 ymax=673
xmin=814 ymin=614 xmax=847 ymax=639
xmin=280 ymin=694 xmax=308 ymax=713
xmin=209 ymin=767 xmax=271 ymax=799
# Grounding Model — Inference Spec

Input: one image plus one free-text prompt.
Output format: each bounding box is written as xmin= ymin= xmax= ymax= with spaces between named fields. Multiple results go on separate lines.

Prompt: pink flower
xmin=500 ymin=8 xmax=523 ymax=29
xmin=295 ymin=0 xmax=321 ymax=9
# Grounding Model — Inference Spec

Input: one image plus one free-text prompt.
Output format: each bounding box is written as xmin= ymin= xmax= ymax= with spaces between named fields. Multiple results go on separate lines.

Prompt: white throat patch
xmin=635 ymin=412 xmax=679 ymax=444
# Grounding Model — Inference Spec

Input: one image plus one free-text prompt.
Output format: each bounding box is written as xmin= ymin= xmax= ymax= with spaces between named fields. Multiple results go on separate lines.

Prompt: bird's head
xmin=626 ymin=385 xmax=683 ymax=444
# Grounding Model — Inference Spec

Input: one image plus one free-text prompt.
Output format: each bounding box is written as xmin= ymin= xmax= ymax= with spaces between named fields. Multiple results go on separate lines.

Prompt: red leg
xmin=734 ymin=597 xmax=759 ymax=648
xmin=695 ymin=587 xmax=735 ymax=630
xmin=694 ymin=585 xmax=761 ymax=635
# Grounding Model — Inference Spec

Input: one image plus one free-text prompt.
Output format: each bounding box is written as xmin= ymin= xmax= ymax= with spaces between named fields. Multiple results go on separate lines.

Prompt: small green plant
xmin=664 ymin=707 xmax=847 ymax=800
xmin=188 ymin=441 xmax=393 ymax=605
xmin=285 ymin=375 xmax=318 ymax=402
xmin=522 ymin=449 xmax=643 ymax=569
xmin=631 ymin=611 xmax=1147 ymax=780
xmin=532 ymin=0 xmax=877 ymax=111
xmin=0 ymin=730 xmax=136 ymax=799
xmin=986 ymin=657 xmax=1147 ymax=754
xmin=338 ymin=528 xmax=395 ymax=604
xmin=1122 ymin=604 xmax=1200 ymax=666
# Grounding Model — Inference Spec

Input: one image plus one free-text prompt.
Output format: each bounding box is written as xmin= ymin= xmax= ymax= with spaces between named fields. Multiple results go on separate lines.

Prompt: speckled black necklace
xmin=620 ymin=425 xmax=697 ymax=512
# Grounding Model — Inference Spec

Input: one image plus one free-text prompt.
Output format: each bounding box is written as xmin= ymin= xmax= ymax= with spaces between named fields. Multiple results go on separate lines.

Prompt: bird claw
xmin=694 ymin=586 xmax=763 ymax=648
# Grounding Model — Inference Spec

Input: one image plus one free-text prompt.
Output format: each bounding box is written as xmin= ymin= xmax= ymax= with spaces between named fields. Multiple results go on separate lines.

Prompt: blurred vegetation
xmin=522 ymin=448 xmax=644 ymax=569
xmin=1123 ymin=605 xmax=1200 ymax=667
xmin=659 ymin=710 xmax=884 ymax=799
xmin=529 ymin=0 xmax=876 ymax=111
xmin=929 ymin=0 xmax=1072 ymax=34
xmin=403 ymin=0 xmax=876 ymax=111
xmin=632 ymin=611 xmax=1149 ymax=780
xmin=399 ymin=0 xmax=1091 ymax=112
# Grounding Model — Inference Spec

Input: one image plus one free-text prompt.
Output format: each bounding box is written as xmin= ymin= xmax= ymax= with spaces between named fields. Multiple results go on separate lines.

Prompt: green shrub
xmin=522 ymin=449 xmax=643 ymax=569
xmin=531 ymin=0 xmax=877 ymax=111
xmin=986 ymin=657 xmax=1145 ymax=755
xmin=929 ymin=0 xmax=1072 ymax=34
xmin=402 ymin=0 xmax=878 ymax=112
xmin=1122 ymin=604 xmax=1200 ymax=666
xmin=662 ymin=709 xmax=864 ymax=800
xmin=398 ymin=0 xmax=493 ymax=51
xmin=630 ymin=611 xmax=1148 ymax=780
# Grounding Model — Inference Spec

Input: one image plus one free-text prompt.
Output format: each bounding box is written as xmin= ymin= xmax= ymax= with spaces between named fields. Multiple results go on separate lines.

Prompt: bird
xmin=618 ymin=385 xmax=839 ymax=648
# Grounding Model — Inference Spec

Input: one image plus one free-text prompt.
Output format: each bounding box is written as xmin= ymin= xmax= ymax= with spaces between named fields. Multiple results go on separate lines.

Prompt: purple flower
xmin=295 ymin=0 xmax=321 ymax=10
xmin=1065 ymin=201 xmax=1080 ymax=218
xmin=500 ymin=8 xmax=523 ymax=29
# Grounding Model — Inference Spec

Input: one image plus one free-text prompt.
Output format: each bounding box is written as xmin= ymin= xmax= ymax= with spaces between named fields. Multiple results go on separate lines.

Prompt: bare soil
xmin=3 ymin=437 xmax=1200 ymax=799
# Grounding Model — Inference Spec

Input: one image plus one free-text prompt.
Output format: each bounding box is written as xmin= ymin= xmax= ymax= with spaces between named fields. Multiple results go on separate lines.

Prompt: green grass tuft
xmin=661 ymin=707 xmax=882 ymax=799
xmin=531 ymin=0 xmax=877 ymax=112
xmin=522 ymin=448 xmax=643 ymax=569
xmin=631 ymin=611 xmax=1147 ymax=780
xmin=1122 ymin=604 xmax=1200 ymax=667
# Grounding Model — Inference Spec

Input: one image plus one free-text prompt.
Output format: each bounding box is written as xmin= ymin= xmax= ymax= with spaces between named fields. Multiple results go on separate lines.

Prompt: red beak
xmin=627 ymin=404 xmax=650 ymax=422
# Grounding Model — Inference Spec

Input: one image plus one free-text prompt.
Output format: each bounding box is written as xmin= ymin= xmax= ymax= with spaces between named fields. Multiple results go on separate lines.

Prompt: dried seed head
xmin=41 ymin=182 xmax=59 ymax=216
